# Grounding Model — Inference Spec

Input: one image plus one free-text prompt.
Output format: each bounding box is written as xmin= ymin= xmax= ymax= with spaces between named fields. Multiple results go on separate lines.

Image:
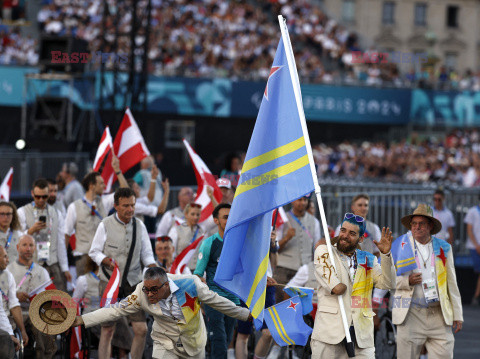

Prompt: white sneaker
xmin=227 ymin=348 xmax=235 ymax=359
xmin=267 ymin=345 xmax=282 ymax=359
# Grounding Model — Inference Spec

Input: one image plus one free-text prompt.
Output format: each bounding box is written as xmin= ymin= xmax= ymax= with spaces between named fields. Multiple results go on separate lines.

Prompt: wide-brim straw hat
xmin=29 ymin=290 xmax=77 ymax=335
xmin=401 ymin=203 xmax=442 ymax=235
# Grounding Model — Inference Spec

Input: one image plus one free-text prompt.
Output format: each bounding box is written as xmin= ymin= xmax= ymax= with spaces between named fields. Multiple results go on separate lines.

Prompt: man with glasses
xmin=432 ymin=189 xmax=455 ymax=245
xmin=311 ymin=212 xmax=395 ymax=358
xmin=72 ymin=266 xmax=251 ymax=359
xmin=17 ymin=178 xmax=71 ymax=291
xmin=392 ymin=204 xmax=463 ymax=359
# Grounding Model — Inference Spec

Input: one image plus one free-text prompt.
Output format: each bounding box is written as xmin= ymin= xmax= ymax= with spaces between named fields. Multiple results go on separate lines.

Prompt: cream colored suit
xmin=311 ymin=244 xmax=395 ymax=356
xmin=82 ymin=274 xmax=249 ymax=358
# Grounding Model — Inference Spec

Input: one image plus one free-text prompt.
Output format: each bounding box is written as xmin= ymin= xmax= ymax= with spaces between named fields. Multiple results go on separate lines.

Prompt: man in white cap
xmin=391 ymin=204 xmax=463 ymax=359
xmin=204 ymin=178 xmax=234 ymax=236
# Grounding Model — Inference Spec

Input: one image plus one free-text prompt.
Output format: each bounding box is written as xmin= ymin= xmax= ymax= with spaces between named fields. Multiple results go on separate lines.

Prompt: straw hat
xmin=29 ymin=290 xmax=77 ymax=335
xmin=401 ymin=203 xmax=442 ymax=235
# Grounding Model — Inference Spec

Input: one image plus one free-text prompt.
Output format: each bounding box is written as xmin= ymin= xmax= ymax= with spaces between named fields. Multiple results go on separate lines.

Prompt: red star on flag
xmin=360 ymin=260 xmax=372 ymax=275
xmin=437 ymin=247 xmax=447 ymax=267
xmin=401 ymin=241 xmax=406 ymax=249
xmin=181 ymin=292 xmax=197 ymax=312
xmin=286 ymin=300 xmax=298 ymax=311
xmin=264 ymin=66 xmax=283 ymax=100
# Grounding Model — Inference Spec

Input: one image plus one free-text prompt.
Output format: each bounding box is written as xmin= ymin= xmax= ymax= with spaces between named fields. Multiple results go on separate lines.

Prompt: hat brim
xmin=401 ymin=214 xmax=442 ymax=235
xmin=29 ymin=290 xmax=77 ymax=335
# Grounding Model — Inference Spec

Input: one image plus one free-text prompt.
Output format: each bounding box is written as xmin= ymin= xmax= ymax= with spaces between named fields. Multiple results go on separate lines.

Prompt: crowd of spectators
xmin=0 ymin=25 xmax=37 ymax=65
xmin=313 ymin=129 xmax=480 ymax=186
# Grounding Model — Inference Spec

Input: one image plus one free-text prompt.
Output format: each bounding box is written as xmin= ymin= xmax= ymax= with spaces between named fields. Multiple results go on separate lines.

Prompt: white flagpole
xmin=278 ymin=15 xmax=353 ymax=346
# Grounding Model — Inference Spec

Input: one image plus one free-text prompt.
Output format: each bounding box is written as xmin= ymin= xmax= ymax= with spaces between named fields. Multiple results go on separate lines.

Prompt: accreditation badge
xmin=422 ymin=274 xmax=439 ymax=304
xmin=37 ymin=241 xmax=50 ymax=262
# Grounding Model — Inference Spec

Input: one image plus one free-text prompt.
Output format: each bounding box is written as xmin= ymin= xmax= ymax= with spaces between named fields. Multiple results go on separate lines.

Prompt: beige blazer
xmin=311 ymin=245 xmax=395 ymax=349
xmin=391 ymin=236 xmax=463 ymax=326
xmin=82 ymin=274 xmax=249 ymax=356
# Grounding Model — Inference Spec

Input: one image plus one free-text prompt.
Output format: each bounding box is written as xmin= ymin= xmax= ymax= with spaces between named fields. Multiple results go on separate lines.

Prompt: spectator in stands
xmin=155 ymin=187 xmax=194 ymax=237
xmin=432 ymin=189 xmax=455 ymax=244
xmin=8 ymin=235 xmax=54 ymax=358
xmin=60 ymin=162 xmax=84 ymax=208
xmin=65 ymin=161 xmax=127 ymax=276
xmin=464 ymin=197 xmax=480 ymax=305
xmin=194 ymin=203 xmax=240 ymax=359
xmin=46 ymin=178 xmax=66 ymax=218
xmin=220 ymin=153 xmax=242 ymax=187
xmin=88 ymin=187 xmax=156 ymax=359
xmin=0 ymin=201 xmax=22 ymax=262
xmin=17 ymin=178 xmax=71 ymax=290
xmin=155 ymin=236 xmax=174 ymax=271
xmin=0 ymin=246 xmax=28 ymax=347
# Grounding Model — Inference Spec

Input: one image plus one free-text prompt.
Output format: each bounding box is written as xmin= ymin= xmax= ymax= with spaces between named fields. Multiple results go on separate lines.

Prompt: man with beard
xmin=311 ymin=213 xmax=395 ymax=358
xmin=46 ymin=178 xmax=66 ymax=218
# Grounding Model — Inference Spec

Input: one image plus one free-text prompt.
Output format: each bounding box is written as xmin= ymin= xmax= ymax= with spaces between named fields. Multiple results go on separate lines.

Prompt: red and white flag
xmin=183 ymin=139 xmax=222 ymax=223
xmin=70 ymin=305 xmax=83 ymax=358
xmin=170 ymin=235 xmax=205 ymax=275
xmin=69 ymin=233 xmax=77 ymax=251
xmin=0 ymin=167 xmax=13 ymax=202
xmin=272 ymin=207 xmax=288 ymax=228
xmin=101 ymin=262 xmax=120 ymax=307
xmin=102 ymin=108 xmax=150 ymax=192
xmin=93 ymin=126 xmax=113 ymax=171
xmin=29 ymin=277 xmax=56 ymax=300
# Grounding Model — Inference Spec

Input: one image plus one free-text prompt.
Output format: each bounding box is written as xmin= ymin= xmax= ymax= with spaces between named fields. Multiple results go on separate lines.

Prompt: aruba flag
xmin=214 ymin=35 xmax=315 ymax=328
xmin=391 ymin=233 xmax=417 ymax=275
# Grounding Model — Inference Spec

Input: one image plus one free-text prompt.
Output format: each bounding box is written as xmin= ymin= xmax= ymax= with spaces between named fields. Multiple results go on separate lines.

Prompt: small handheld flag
xmin=0 ymin=167 xmax=13 ymax=202
xmin=391 ymin=233 xmax=417 ymax=275
xmin=283 ymin=286 xmax=314 ymax=315
xmin=101 ymin=262 xmax=120 ymax=307
xmin=170 ymin=235 xmax=205 ymax=274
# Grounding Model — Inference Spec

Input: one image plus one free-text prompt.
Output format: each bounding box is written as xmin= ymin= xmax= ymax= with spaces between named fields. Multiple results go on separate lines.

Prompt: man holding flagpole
xmin=311 ymin=214 xmax=395 ymax=358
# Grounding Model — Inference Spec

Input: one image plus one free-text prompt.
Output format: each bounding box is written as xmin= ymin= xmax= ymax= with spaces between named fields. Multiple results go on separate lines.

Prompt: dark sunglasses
xmin=189 ymin=203 xmax=201 ymax=209
xmin=344 ymin=212 xmax=365 ymax=223
xmin=157 ymin=236 xmax=172 ymax=243
xmin=142 ymin=280 xmax=168 ymax=294
xmin=34 ymin=195 xmax=49 ymax=199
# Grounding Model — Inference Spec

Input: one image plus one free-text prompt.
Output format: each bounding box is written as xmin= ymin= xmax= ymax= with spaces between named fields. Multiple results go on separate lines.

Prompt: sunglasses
xmin=157 ymin=236 xmax=172 ymax=243
xmin=34 ymin=195 xmax=49 ymax=200
xmin=344 ymin=212 xmax=365 ymax=223
xmin=142 ymin=280 xmax=168 ymax=294
xmin=189 ymin=203 xmax=201 ymax=209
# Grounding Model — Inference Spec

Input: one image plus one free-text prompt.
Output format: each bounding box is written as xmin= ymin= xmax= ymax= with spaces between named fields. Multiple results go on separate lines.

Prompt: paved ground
xmin=454 ymin=305 xmax=480 ymax=358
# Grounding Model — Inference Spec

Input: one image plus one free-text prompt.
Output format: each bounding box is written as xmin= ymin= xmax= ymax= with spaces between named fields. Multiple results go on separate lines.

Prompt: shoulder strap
xmin=121 ymin=218 xmax=137 ymax=288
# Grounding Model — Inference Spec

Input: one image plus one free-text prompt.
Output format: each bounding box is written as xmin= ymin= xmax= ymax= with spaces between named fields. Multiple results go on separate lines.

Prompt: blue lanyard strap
xmin=0 ymin=286 xmax=8 ymax=302
xmin=191 ymin=227 xmax=200 ymax=244
xmin=83 ymin=198 xmax=103 ymax=220
xmin=289 ymin=211 xmax=313 ymax=240
xmin=4 ymin=230 xmax=13 ymax=249
xmin=90 ymin=271 xmax=100 ymax=281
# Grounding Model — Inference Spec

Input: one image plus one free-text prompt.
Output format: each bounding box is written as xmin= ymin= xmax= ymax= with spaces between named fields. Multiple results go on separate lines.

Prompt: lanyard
xmin=413 ymin=238 xmax=435 ymax=269
xmin=0 ymin=286 xmax=7 ymax=303
xmin=4 ymin=230 xmax=13 ymax=249
xmin=90 ymin=271 xmax=100 ymax=281
xmin=289 ymin=211 xmax=313 ymax=240
xmin=16 ymin=262 xmax=35 ymax=290
xmin=190 ymin=226 xmax=199 ymax=244
xmin=83 ymin=198 xmax=103 ymax=220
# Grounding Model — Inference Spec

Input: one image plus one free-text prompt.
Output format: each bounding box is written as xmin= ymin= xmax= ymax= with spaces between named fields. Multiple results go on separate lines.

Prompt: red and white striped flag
xmin=0 ymin=167 xmax=13 ymax=202
xmin=272 ymin=207 xmax=288 ymax=228
xmin=70 ymin=304 xmax=83 ymax=358
xmin=93 ymin=126 xmax=113 ymax=171
xmin=101 ymin=262 xmax=120 ymax=307
xmin=102 ymin=108 xmax=150 ymax=192
xmin=183 ymin=139 xmax=222 ymax=223
xmin=170 ymin=235 xmax=205 ymax=274
xmin=29 ymin=277 xmax=56 ymax=300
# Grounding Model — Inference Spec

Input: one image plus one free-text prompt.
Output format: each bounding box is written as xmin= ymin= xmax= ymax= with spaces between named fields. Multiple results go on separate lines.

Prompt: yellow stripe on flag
xmin=397 ymin=257 xmax=416 ymax=265
xmin=267 ymin=307 xmax=292 ymax=345
xmin=241 ymin=137 xmax=306 ymax=174
xmin=246 ymin=252 xmax=269 ymax=307
xmin=272 ymin=306 xmax=295 ymax=345
xmin=235 ymin=155 xmax=309 ymax=198
xmin=251 ymin=288 xmax=266 ymax=318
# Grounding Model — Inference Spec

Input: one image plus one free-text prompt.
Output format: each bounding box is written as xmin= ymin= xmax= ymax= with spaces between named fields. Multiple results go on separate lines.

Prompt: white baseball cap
xmin=216 ymin=178 xmax=232 ymax=189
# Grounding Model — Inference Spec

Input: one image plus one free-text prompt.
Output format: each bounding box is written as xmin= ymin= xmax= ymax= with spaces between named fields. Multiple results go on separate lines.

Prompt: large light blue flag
xmin=214 ymin=36 xmax=315 ymax=329
xmin=391 ymin=233 xmax=417 ymax=275
xmin=264 ymin=296 xmax=313 ymax=347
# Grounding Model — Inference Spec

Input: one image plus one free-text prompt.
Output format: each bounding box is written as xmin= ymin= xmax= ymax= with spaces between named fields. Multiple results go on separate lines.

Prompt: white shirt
xmin=0 ymin=296 xmax=13 ymax=335
xmin=155 ymin=278 xmax=184 ymax=321
xmin=72 ymin=274 xmax=88 ymax=301
xmin=17 ymin=206 xmax=69 ymax=272
xmin=155 ymin=208 xmax=183 ymax=237
xmin=433 ymin=206 xmax=455 ymax=241
xmin=135 ymin=196 xmax=158 ymax=218
xmin=412 ymin=239 xmax=438 ymax=300
xmin=62 ymin=180 xmax=85 ymax=209
xmin=464 ymin=206 xmax=480 ymax=250
xmin=287 ymin=264 xmax=309 ymax=287
xmin=0 ymin=269 xmax=20 ymax=310
xmin=64 ymin=194 xmax=115 ymax=236
xmin=88 ymin=214 xmax=156 ymax=267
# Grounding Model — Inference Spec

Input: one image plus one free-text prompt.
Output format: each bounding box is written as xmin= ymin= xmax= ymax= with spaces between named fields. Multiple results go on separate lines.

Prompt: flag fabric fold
xmin=391 ymin=233 xmax=417 ymax=275
xmin=264 ymin=295 xmax=313 ymax=346
xmin=283 ymin=286 xmax=314 ymax=315
xmin=70 ymin=304 xmax=83 ymax=358
xmin=214 ymin=36 xmax=315 ymax=329
xmin=93 ymin=126 xmax=113 ymax=171
xmin=101 ymin=108 xmax=150 ymax=192
xmin=29 ymin=277 xmax=56 ymax=300
xmin=170 ymin=235 xmax=205 ymax=274
xmin=183 ymin=139 xmax=222 ymax=223
xmin=0 ymin=167 xmax=13 ymax=201
xmin=272 ymin=207 xmax=288 ymax=228
xmin=101 ymin=262 xmax=120 ymax=307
